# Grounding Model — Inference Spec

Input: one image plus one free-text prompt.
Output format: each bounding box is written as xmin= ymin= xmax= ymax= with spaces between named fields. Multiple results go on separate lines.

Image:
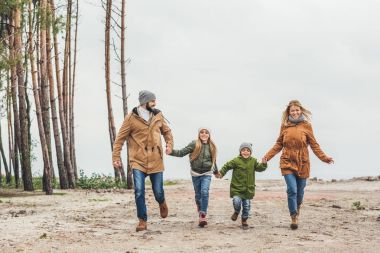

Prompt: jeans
xmin=233 ymin=196 xmax=251 ymax=219
xmin=284 ymin=173 xmax=307 ymax=216
xmin=133 ymin=169 xmax=165 ymax=221
xmin=191 ymin=175 xmax=212 ymax=214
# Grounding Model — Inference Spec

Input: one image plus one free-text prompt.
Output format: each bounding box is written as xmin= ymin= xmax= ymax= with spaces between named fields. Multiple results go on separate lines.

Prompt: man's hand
xmin=113 ymin=160 xmax=122 ymax=169
xmin=261 ymin=157 xmax=268 ymax=164
xmin=165 ymin=146 xmax=172 ymax=155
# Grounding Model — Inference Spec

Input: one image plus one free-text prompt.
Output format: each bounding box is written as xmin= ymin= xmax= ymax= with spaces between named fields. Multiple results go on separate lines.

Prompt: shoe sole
xmin=198 ymin=221 xmax=207 ymax=228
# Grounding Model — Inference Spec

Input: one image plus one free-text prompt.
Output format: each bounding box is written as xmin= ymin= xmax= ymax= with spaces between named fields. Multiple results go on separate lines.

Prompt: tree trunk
xmin=120 ymin=0 xmax=132 ymax=188
xmin=105 ymin=0 xmax=122 ymax=181
xmin=8 ymin=18 xmax=21 ymax=189
xmin=28 ymin=0 xmax=52 ymax=195
xmin=70 ymin=0 xmax=79 ymax=180
xmin=0 ymin=121 xmax=10 ymax=184
xmin=50 ymin=0 xmax=75 ymax=188
xmin=14 ymin=2 xmax=34 ymax=191
xmin=46 ymin=1 xmax=68 ymax=189
xmin=38 ymin=0 xmax=54 ymax=191
xmin=6 ymin=70 xmax=15 ymax=185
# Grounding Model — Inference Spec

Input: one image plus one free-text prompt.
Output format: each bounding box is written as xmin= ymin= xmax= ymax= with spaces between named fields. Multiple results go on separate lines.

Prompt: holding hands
xmin=166 ymin=146 xmax=172 ymax=155
xmin=214 ymin=172 xmax=222 ymax=179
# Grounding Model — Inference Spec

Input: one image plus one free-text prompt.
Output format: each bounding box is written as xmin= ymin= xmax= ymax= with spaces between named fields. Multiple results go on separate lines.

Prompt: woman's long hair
xmin=281 ymin=100 xmax=312 ymax=126
xmin=190 ymin=132 xmax=217 ymax=165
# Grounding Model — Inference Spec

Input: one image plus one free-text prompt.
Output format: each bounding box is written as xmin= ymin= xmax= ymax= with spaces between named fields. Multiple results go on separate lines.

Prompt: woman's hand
xmin=325 ymin=156 xmax=334 ymax=164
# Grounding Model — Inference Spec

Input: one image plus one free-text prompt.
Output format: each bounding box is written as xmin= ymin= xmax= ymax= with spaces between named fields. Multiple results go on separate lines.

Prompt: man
xmin=112 ymin=90 xmax=173 ymax=232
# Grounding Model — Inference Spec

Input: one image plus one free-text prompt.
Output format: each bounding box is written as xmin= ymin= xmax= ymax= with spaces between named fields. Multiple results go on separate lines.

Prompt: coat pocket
xmin=157 ymin=146 xmax=163 ymax=158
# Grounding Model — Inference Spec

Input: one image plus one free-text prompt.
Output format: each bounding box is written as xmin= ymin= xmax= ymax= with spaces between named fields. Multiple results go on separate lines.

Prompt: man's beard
xmin=146 ymin=103 xmax=155 ymax=112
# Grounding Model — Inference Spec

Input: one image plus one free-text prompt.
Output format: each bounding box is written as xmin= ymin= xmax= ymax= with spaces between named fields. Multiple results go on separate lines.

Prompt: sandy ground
xmin=1 ymin=177 xmax=380 ymax=253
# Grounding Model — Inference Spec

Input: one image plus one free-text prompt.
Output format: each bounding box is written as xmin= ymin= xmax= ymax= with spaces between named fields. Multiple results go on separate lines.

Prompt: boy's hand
xmin=261 ymin=157 xmax=268 ymax=164
xmin=113 ymin=160 xmax=122 ymax=169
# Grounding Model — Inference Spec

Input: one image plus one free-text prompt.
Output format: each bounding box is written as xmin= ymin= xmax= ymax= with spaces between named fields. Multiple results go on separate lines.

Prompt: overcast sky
xmin=5 ymin=0 xmax=380 ymax=180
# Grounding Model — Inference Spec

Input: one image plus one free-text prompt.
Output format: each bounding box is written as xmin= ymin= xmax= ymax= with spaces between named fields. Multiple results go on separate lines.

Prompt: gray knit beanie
xmin=138 ymin=90 xmax=156 ymax=105
xmin=239 ymin=142 xmax=252 ymax=153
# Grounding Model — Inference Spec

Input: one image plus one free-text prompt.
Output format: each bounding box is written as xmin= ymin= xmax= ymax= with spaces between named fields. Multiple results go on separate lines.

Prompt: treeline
xmin=0 ymin=0 xmax=79 ymax=194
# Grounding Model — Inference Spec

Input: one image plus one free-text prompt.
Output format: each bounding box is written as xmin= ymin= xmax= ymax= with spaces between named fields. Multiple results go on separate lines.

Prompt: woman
xmin=262 ymin=100 xmax=334 ymax=230
xmin=169 ymin=127 xmax=218 ymax=227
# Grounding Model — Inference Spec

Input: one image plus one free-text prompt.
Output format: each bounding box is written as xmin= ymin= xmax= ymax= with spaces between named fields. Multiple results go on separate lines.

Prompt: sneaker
xmin=231 ymin=212 xmax=239 ymax=221
xmin=198 ymin=212 xmax=207 ymax=228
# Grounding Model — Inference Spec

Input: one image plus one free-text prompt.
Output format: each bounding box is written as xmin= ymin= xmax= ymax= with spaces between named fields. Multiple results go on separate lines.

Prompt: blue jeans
xmin=233 ymin=196 xmax=251 ymax=219
xmin=191 ymin=175 xmax=212 ymax=214
xmin=284 ymin=173 xmax=307 ymax=216
xmin=133 ymin=169 xmax=165 ymax=221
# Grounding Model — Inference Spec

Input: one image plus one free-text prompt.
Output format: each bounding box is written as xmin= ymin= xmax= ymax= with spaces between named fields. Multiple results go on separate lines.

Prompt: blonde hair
xmin=281 ymin=100 xmax=312 ymax=126
xmin=190 ymin=131 xmax=217 ymax=165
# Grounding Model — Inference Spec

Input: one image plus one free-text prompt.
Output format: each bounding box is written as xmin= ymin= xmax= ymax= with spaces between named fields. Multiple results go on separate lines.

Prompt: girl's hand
xmin=261 ymin=157 xmax=268 ymax=164
xmin=325 ymin=156 xmax=334 ymax=164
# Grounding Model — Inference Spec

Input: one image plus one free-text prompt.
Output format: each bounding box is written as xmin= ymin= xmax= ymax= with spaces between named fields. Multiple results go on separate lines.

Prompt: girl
xmin=216 ymin=143 xmax=267 ymax=229
xmin=169 ymin=127 xmax=217 ymax=227
xmin=262 ymin=100 xmax=334 ymax=230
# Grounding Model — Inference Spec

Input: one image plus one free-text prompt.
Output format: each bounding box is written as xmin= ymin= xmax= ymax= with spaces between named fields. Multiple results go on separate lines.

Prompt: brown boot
xmin=231 ymin=212 xmax=239 ymax=221
xmin=290 ymin=214 xmax=298 ymax=230
xmin=242 ymin=218 xmax=249 ymax=230
xmin=296 ymin=204 xmax=302 ymax=218
xmin=136 ymin=219 xmax=147 ymax=232
xmin=159 ymin=201 xmax=168 ymax=218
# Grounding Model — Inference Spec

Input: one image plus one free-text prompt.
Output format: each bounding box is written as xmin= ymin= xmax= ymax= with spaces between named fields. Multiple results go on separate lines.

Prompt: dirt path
xmin=1 ymin=179 xmax=380 ymax=253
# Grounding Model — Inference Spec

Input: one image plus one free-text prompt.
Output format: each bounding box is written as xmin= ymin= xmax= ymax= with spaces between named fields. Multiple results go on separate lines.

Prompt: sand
xmin=1 ymin=177 xmax=380 ymax=253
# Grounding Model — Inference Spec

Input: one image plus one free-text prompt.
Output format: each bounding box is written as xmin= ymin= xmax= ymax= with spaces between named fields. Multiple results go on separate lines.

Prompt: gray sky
xmin=7 ymin=0 xmax=380 ymax=180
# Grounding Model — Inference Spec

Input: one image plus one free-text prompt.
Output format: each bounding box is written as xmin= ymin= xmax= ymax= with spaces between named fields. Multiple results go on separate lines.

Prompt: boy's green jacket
xmin=219 ymin=156 xmax=267 ymax=199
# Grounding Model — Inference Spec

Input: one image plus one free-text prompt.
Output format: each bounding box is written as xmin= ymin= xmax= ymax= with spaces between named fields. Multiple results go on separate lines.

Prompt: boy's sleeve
xmin=170 ymin=141 xmax=195 ymax=157
xmin=219 ymin=159 xmax=236 ymax=177
xmin=255 ymin=159 xmax=268 ymax=172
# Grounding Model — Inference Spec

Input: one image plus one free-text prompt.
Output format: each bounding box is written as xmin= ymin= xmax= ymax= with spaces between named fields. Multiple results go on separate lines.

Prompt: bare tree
xmin=50 ymin=0 xmax=75 ymax=188
xmin=46 ymin=0 xmax=68 ymax=189
xmin=14 ymin=0 xmax=34 ymax=191
xmin=28 ymin=0 xmax=52 ymax=194
xmin=119 ymin=0 xmax=132 ymax=188
xmin=105 ymin=0 xmax=124 ymax=182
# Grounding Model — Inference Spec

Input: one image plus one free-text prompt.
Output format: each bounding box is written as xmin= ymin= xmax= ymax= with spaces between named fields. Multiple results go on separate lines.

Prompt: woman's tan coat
xmin=264 ymin=121 xmax=329 ymax=178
